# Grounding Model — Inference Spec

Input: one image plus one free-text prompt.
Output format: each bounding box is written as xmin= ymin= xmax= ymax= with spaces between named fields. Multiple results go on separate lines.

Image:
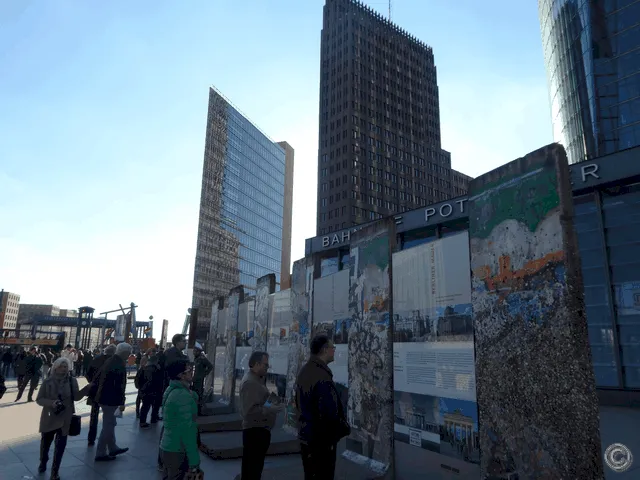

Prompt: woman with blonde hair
xmin=36 ymin=356 xmax=89 ymax=480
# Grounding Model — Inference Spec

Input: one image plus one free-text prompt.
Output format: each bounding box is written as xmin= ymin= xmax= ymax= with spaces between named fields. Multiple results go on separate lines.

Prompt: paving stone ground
xmin=0 ymin=376 xmax=300 ymax=480
xmin=3 ymin=375 xmax=640 ymax=479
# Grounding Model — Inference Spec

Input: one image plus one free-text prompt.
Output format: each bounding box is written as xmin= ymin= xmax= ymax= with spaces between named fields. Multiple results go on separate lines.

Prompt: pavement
xmin=0 ymin=376 xmax=300 ymax=480
xmin=2 ymin=375 xmax=640 ymax=480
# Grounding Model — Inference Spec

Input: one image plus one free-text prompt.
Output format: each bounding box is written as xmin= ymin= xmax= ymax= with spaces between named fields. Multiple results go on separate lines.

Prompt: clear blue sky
xmin=0 ymin=0 xmax=552 ymax=339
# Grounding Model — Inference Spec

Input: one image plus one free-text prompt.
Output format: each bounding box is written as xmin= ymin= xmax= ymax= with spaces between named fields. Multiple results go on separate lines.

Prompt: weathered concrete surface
xmin=200 ymin=428 xmax=300 ymax=460
xmin=234 ymin=456 xmax=391 ymax=480
xmin=254 ymin=274 xmax=276 ymax=351
xmin=221 ymin=286 xmax=244 ymax=408
xmin=197 ymin=413 xmax=243 ymax=432
xmin=201 ymin=395 xmax=234 ymax=416
xmin=203 ymin=297 xmax=224 ymax=404
xmin=343 ymin=219 xmax=395 ymax=476
xmin=468 ymin=143 xmax=603 ymax=479
xmin=284 ymin=258 xmax=314 ymax=433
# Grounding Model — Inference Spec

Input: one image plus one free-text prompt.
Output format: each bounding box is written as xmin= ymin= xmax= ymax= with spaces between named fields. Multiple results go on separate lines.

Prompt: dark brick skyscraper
xmin=316 ymin=0 xmax=470 ymax=235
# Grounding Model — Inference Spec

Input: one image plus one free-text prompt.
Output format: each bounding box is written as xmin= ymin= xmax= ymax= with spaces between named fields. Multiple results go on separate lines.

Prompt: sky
xmin=0 ymin=0 xmax=552 ymax=339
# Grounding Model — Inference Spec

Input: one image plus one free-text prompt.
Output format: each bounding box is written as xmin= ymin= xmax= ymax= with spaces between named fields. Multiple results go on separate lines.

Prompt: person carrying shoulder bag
xmin=36 ymin=357 xmax=90 ymax=480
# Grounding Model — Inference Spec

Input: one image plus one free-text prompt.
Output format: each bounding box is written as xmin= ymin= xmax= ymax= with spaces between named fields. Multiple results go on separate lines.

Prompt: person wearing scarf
xmin=36 ymin=356 xmax=89 ymax=480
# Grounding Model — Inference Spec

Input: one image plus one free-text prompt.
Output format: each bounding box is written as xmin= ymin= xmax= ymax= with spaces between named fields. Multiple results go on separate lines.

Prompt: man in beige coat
xmin=238 ymin=351 xmax=283 ymax=480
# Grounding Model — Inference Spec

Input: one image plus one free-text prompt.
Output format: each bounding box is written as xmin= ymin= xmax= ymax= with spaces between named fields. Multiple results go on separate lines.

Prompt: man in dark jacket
xmin=86 ymin=344 xmax=116 ymax=446
xmin=192 ymin=342 xmax=213 ymax=415
xmin=82 ymin=349 xmax=93 ymax=376
xmin=295 ymin=335 xmax=350 ymax=480
xmin=15 ymin=346 xmax=43 ymax=402
xmin=138 ymin=353 xmax=164 ymax=427
xmin=14 ymin=350 xmax=26 ymax=386
xmin=94 ymin=342 xmax=131 ymax=462
xmin=2 ymin=348 xmax=12 ymax=377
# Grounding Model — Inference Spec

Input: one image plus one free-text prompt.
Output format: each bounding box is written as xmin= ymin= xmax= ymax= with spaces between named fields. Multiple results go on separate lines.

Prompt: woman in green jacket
xmin=160 ymin=358 xmax=201 ymax=479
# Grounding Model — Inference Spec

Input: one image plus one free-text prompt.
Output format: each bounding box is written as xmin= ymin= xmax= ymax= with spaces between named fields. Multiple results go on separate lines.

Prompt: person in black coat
xmin=138 ymin=353 xmax=164 ymax=427
xmin=93 ymin=343 xmax=131 ymax=462
xmin=15 ymin=346 xmax=43 ymax=402
xmin=295 ymin=335 xmax=351 ymax=480
xmin=86 ymin=344 xmax=116 ymax=447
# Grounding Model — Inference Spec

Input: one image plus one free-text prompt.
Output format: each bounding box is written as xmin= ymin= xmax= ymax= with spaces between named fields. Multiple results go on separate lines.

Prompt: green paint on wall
xmin=359 ymin=235 xmax=389 ymax=271
xmin=470 ymin=167 xmax=559 ymax=239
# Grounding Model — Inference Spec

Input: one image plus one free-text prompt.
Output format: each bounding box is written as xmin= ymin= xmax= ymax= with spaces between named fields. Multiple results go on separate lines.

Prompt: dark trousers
xmin=16 ymin=374 xmax=40 ymax=401
xmin=1 ymin=362 xmax=10 ymax=377
xmin=192 ymin=380 xmax=204 ymax=415
xmin=140 ymin=394 xmax=160 ymax=424
xmin=241 ymin=427 xmax=271 ymax=480
xmin=40 ymin=428 xmax=68 ymax=473
xmin=136 ymin=391 xmax=141 ymax=417
xmin=88 ymin=402 xmax=100 ymax=444
xmin=161 ymin=449 xmax=189 ymax=480
xmin=301 ymin=442 xmax=337 ymax=480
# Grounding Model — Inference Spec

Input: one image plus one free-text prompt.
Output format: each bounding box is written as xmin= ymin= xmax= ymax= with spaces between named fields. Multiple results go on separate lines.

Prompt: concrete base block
xmin=232 ymin=455 xmax=389 ymax=480
xmin=200 ymin=428 xmax=300 ymax=460
xmin=197 ymin=413 xmax=243 ymax=432
xmin=201 ymin=397 xmax=234 ymax=416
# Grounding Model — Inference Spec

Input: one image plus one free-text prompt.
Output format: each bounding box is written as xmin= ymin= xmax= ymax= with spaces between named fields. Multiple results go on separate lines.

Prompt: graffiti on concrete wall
xmin=344 ymin=221 xmax=394 ymax=475
xmin=253 ymin=274 xmax=275 ymax=352
xmin=284 ymin=259 xmax=313 ymax=432
xmin=220 ymin=286 xmax=243 ymax=406
xmin=469 ymin=144 xmax=603 ymax=479
xmin=204 ymin=297 xmax=223 ymax=400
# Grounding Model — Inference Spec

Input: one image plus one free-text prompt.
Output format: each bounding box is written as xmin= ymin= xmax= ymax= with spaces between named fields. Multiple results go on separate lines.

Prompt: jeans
xmin=140 ymin=394 xmax=160 ymax=424
xmin=301 ymin=442 xmax=337 ymax=480
xmin=16 ymin=374 xmax=40 ymax=401
xmin=96 ymin=405 xmax=121 ymax=457
xmin=42 ymin=365 xmax=49 ymax=379
xmin=161 ymin=449 xmax=189 ymax=480
xmin=1 ymin=362 xmax=10 ymax=377
xmin=88 ymin=402 xmax=100 ymax=444
xmin=241 ymin=427 xmax=271 ymax=480
xmin=40 ymin=428 xmax=68 ymax=474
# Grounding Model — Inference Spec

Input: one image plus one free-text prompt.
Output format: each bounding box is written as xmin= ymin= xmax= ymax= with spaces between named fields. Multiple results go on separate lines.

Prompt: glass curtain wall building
xmin=192 ymin=87 xmax=293 ymax=336
xmin=539 ymin=0 xmax=640 ymax=164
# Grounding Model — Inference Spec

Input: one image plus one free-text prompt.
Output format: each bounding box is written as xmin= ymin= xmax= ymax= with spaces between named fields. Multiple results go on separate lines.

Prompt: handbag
xmin=68 ymin=378 xmax=81 ymax=437
xmin=185 ymin=468 xmax=204 ymax=480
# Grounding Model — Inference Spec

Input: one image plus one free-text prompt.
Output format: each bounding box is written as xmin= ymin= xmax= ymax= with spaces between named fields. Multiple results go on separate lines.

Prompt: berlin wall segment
xmin=220 ymin=286 xmax=244 ymax=408
xmin=468 ymin=143 xmax=603 ymax=479
xmin=205 ymin=297 xmax=224 ymax=398
xmin=253 ymin=274 xmax=276 ymax=352
xmin=343 ymin=218 xmax=396 ymax=476
xmin=284 ymin=258 xmax=314 ymax=433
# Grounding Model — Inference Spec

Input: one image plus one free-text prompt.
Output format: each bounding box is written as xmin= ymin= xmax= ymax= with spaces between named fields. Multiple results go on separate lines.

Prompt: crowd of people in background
xmin=0 ymin=331 xmax=350 ymax=480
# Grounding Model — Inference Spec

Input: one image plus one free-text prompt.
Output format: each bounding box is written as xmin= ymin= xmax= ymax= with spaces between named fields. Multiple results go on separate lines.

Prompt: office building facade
xmin=192 ymin=87 xmax=294 ymax=333
xmin=539 ymin=0 xmax=640 ymax=164
xmin=17 ymin=304 xmax=59 ymax=325
xmin=316 ymin=0 xmax=471 ymax=235
xmin=0 ymin=290 xmax=20 ymax=330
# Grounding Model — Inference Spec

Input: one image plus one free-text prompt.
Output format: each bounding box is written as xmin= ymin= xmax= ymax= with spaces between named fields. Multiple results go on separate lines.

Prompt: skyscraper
xmin=192 ymin=87 xmax=294 ymax=333
xmin=316 ymin=0 xmax=471 ymax=235
xmin=539 ymin=0 xmax=640 ymax=164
